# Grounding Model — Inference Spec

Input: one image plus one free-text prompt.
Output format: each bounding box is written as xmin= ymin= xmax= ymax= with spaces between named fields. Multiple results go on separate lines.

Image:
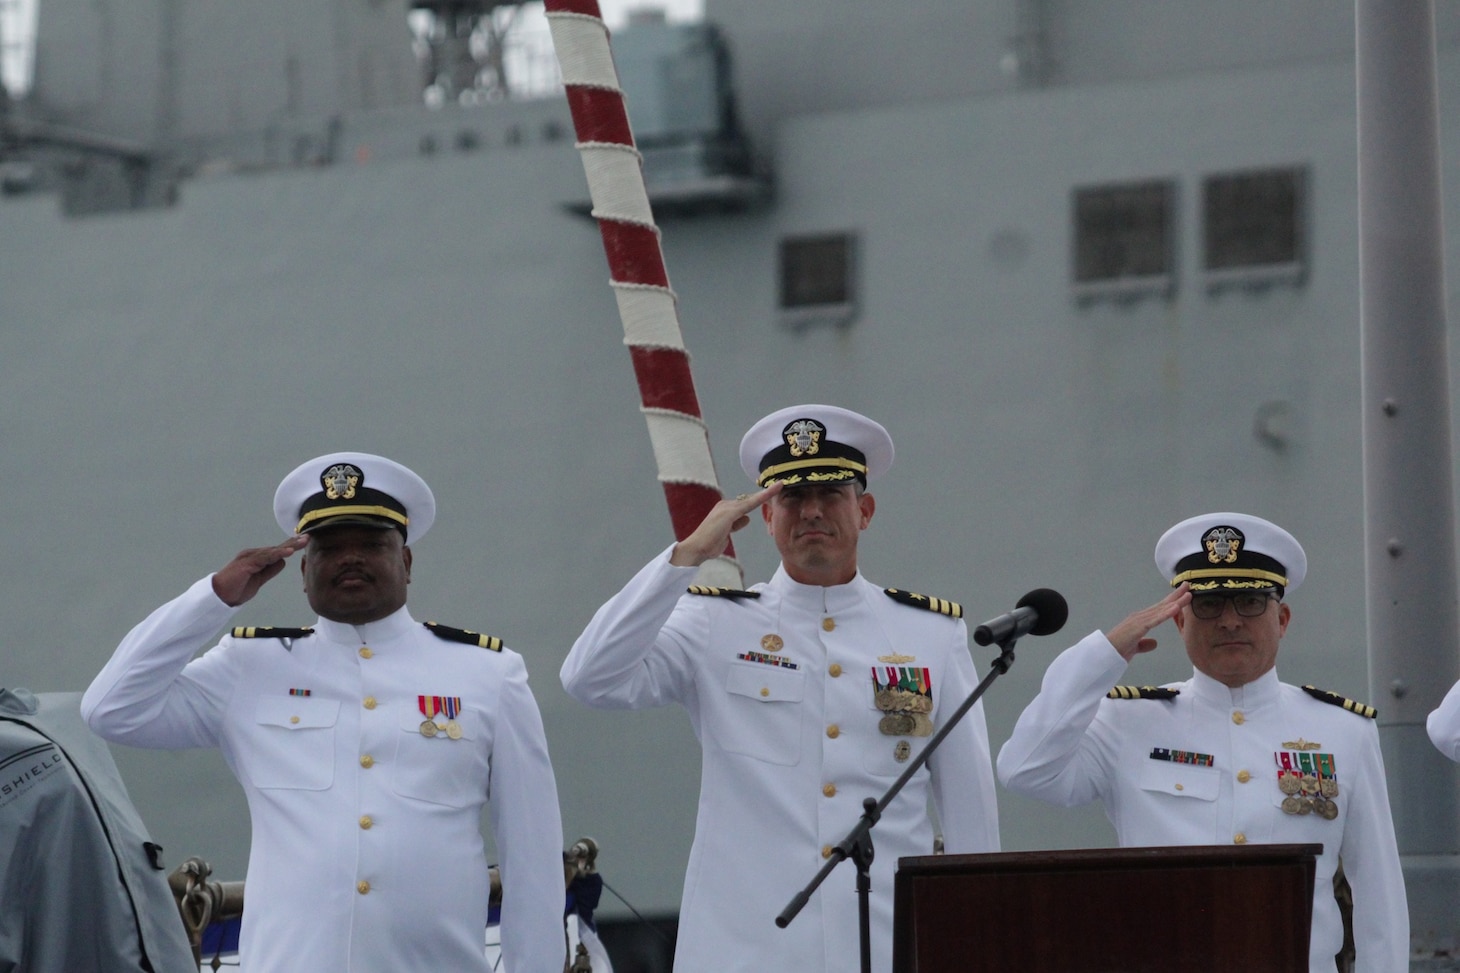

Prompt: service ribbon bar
xmin=737 ymin=651 xmax=800 ymax=670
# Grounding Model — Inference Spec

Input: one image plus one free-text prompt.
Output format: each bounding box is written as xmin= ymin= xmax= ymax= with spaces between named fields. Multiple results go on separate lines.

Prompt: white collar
xmin=767 ymin=563 xmax=867 ymax=613
xmin=311 ymin=604 xmax=417 ymax=645
xmin=1189 ymin=665 xmax=1282 ymax=710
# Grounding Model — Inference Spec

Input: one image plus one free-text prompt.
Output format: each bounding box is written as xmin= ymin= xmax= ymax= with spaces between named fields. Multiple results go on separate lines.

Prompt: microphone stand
xmin=775 ymin=635 xmax=1023 ymax=973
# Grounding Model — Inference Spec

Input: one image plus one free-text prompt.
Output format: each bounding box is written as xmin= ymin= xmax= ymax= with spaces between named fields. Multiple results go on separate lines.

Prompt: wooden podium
xmin=893 ymin=844 xmax=1321 ymax=972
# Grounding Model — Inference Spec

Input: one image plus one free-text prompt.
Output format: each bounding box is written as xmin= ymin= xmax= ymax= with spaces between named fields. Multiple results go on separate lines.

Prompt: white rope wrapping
xmin=579 ymin=143 xmax=654 ymax=225
xmin=613 ymin=284 xmax=684 ymax=350
xmin=545 ymin=14 xmax=620 ymax=90
xmin=643 ymin=409 xmax=719 ymax=485
xmin=695 ymin=554 xmax=745 ymax=588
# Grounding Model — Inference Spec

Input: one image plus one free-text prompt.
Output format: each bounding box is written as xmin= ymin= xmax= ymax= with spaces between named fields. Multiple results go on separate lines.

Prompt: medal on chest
xmin=1275 ymin=743 xmax=1339 ymax=820
xmin=871 ymin=665 xmax=934 ymax=737
xmin=418 ymin=695 xmax=464 ymax=739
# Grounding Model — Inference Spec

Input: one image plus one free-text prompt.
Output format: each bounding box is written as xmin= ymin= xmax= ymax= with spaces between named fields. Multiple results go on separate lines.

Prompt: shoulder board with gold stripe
xmin=883 ymin=588 xmax=963 ymax=618
xmin=1302 ymin=685 xmax=1377 ymax=719
xmin=424 ymin=622 xmax=503 ymax=651
xmin=1106 ymin=685 xmax=1180 ymax=700
xmin=686 ymin=585 xmax=761 ymax=600
xmin=230 ymin=626 xmax=314 ymax=640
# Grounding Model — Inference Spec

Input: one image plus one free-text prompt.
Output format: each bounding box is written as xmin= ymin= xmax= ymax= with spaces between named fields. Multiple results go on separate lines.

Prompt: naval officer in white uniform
xmin=997 ymin=512 xmax=1408 ymax=973
xmin=561 ymin=404 xmax=1001 ymax=973
xmin=1427 ymin=684 xmax=1460 ymax=762
xmin=1422 ymin=636 xmax=1460 ymax=762
xmin=82 ymin=452 xmax=567 ymax=973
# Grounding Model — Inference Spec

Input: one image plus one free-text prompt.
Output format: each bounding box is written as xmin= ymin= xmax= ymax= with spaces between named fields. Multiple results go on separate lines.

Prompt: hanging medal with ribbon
xmin=871 ymin=666 xmax=935 ymax=737
xmin=443 ymin=696 xmax=464 ymax=739
xmin=1275 ymin=747 xmax=1339 ymax=820
xmin=419 ymin=695 xmax=442 ymax=737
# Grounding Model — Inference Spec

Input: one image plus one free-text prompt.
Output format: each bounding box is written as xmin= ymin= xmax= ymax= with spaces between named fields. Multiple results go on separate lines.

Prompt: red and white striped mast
xmin=544 ymin=0 xmax=741 ymax=586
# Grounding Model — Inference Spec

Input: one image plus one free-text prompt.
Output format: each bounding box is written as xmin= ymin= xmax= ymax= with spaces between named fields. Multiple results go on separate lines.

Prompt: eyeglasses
xmin=1189 ymin=592 xmax=1277 ymax=619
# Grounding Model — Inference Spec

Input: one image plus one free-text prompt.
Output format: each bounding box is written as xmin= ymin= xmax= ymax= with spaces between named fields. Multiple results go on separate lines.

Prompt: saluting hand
xmin=670 ymin=484 xmax=782 ymax=567
xmin=211 ymin=535 xmax=310 ymax=607
xmin=1104 ymin=583 xmax=1191 ymax=661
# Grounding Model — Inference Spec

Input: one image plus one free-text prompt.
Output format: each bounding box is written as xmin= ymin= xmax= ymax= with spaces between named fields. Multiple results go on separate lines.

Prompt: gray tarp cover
xmin=0 ymin=689 xmax=196 ymax=972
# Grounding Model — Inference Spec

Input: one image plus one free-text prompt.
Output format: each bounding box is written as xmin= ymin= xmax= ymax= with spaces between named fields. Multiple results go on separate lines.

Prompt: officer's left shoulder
xmin=883 ymin=588 xmax=963 ymax=618
xmin=423 ymin=622 xmax=504 ymax=651
xmin=1300 ymin=684 xmax=1378 ymax=719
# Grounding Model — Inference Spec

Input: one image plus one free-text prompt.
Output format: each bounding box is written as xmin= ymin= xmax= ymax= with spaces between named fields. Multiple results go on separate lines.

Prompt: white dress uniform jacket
xmin=996 ymin=631 xmax=1408 ymax=973
xmin=1426 ymin=679 xmax=1460 ymax=762
xmin=561 ymin=546 xmax=1001 ymax=973
xmin=81 ymin=575 xmax=566 ymax=973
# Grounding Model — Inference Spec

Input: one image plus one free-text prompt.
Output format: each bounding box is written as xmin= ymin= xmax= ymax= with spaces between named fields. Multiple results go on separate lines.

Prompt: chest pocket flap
xmin=725 ymin=661 xmax=805 ymax=703
xmin=1137 ymin=758 xmax=1220 ymax=802
xmin=244 ymin=695 xmax=340 ymax=791
xmin=255 ymin=694 xmax=340 ymax=730
xmin=393 ymin=704 xmax=490 ymax=808
xmin=717 ymin=661 xmax=805 ymax=767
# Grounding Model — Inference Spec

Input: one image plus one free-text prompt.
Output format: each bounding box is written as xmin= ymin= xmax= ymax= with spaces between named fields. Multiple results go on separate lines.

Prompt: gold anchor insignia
xmin=322 ymin=463 xmax=361 ymax=500
xmin=1282 ymin=738 xmax=1322 ymax=751
xmin=1204 ymin=527 xmax=1242 ymax=564
xmin=784 ymin=419 xmax=824 ymax=457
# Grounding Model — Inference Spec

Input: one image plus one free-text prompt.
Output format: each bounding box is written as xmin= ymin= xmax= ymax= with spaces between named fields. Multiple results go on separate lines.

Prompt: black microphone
xmin=972 ymin=588 xmax=1069 ymax=646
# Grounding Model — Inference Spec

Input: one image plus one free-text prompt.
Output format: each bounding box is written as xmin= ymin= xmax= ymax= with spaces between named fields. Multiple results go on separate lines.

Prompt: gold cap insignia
xmin=1204 ymin=527 xmax=1243 ymax=564
xmin=322 ymin=463 xmax=362 ymax=501
xmin=784 ymin=419 xmax=824 ymax=458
